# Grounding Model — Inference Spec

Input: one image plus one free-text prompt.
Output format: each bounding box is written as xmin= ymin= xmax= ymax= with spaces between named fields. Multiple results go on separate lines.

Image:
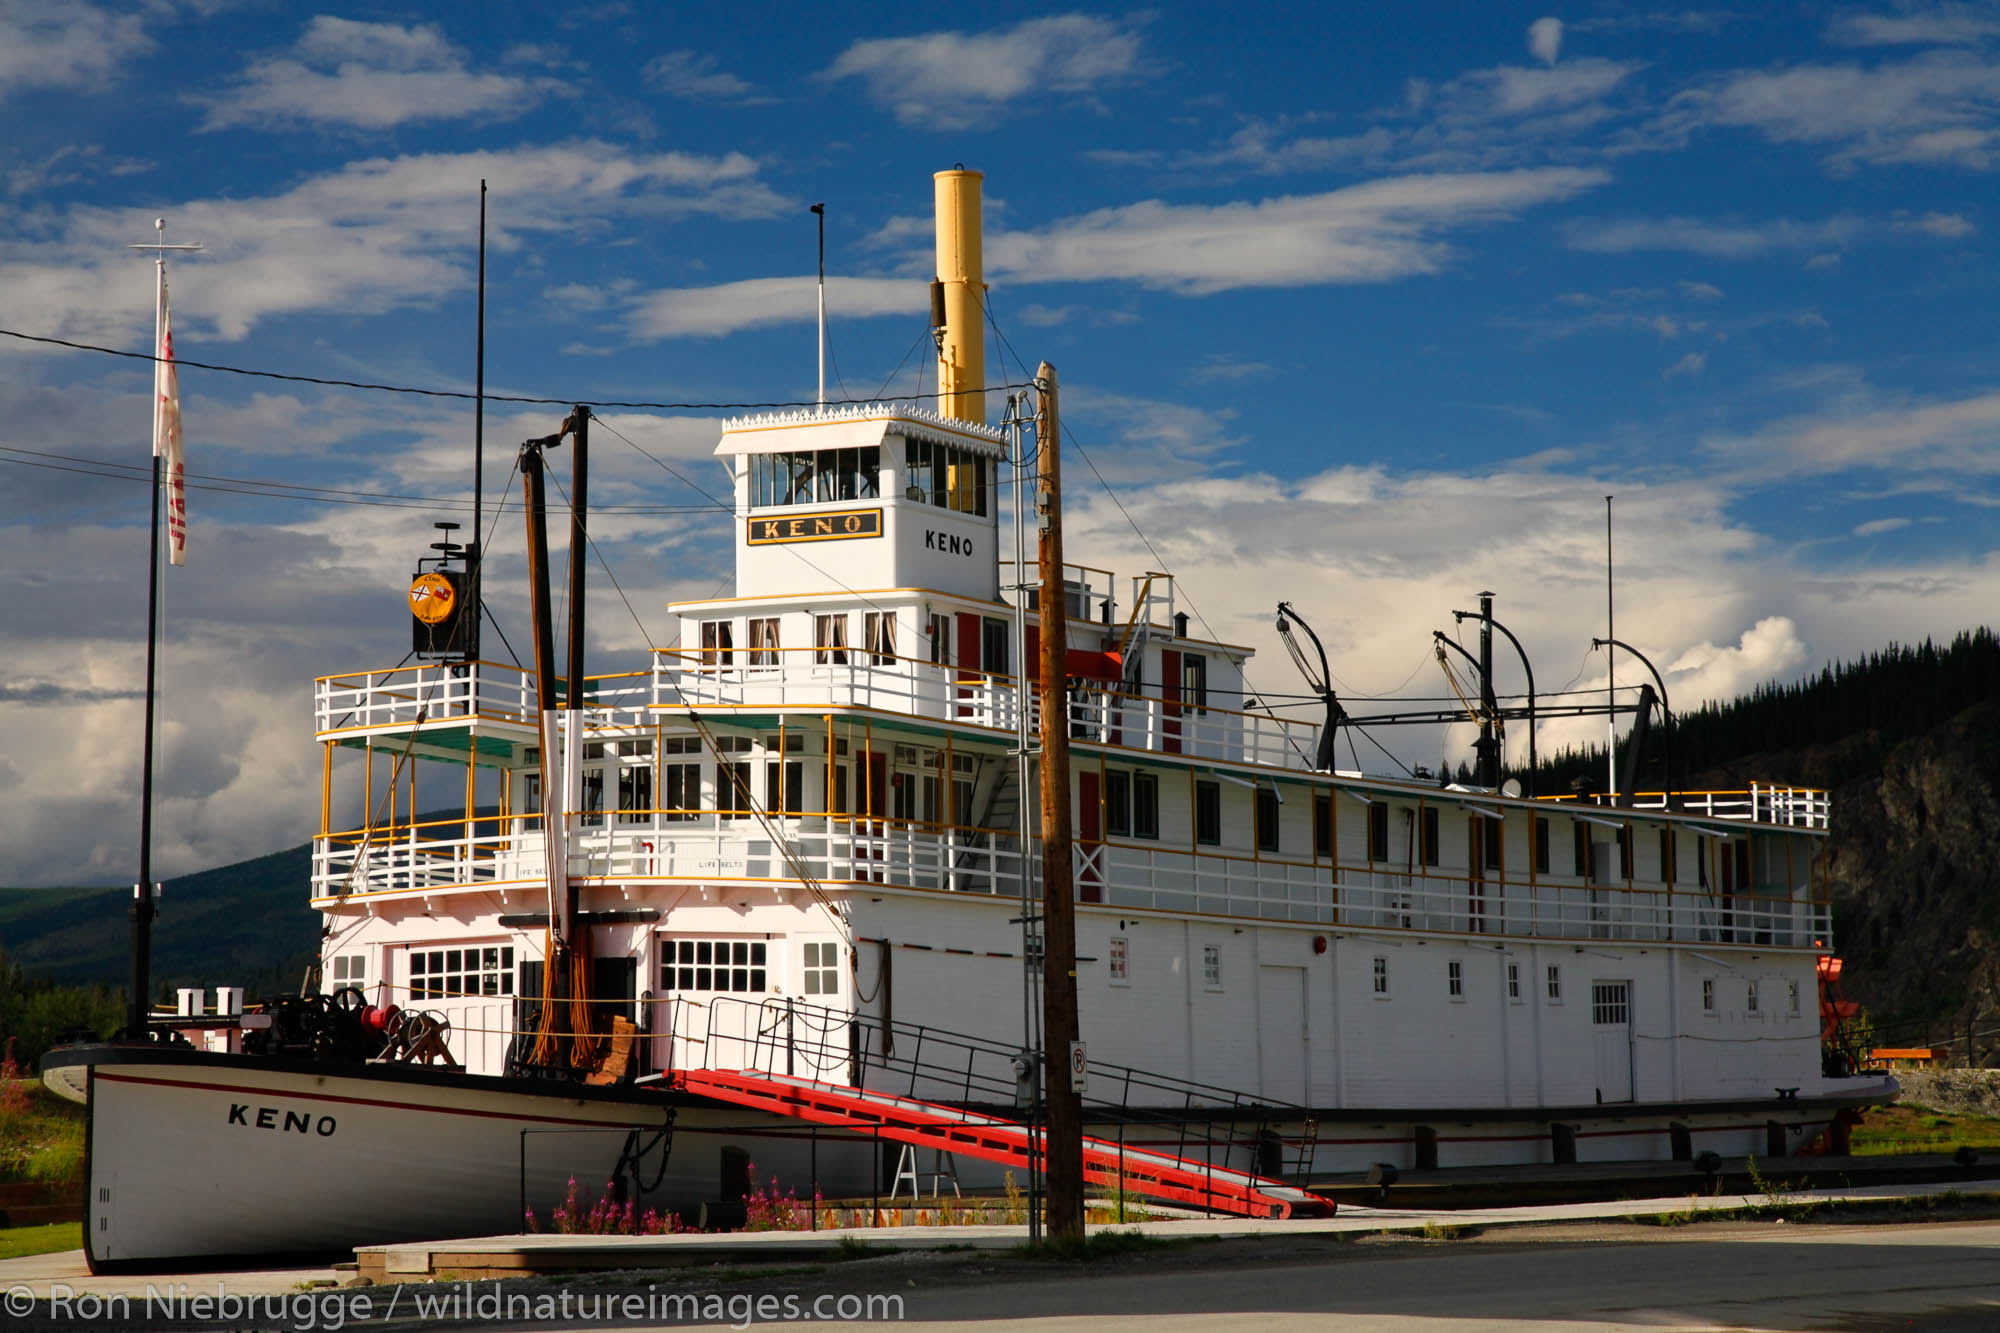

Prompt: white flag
xmin=155 ymin=286 xmax=186 ymax=566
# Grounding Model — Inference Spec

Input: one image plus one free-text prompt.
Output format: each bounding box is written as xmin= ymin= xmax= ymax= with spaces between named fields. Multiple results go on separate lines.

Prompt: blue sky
xmin=3 ymin=2 xmax=1998 ymax=884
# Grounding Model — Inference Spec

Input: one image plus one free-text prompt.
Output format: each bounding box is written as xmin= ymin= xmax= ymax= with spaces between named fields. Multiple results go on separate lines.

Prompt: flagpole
xmin=126 ymin=218 xmax=200 ymax=1041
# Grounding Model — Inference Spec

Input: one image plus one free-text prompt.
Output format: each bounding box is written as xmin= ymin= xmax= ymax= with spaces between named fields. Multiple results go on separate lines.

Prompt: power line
xmin=0 ymin=326 xmax=1033 ymax=411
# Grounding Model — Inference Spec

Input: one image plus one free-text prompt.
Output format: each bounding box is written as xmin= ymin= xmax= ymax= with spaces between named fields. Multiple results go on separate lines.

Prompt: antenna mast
xmin=811 ymin=203 xmax=826 ymax=407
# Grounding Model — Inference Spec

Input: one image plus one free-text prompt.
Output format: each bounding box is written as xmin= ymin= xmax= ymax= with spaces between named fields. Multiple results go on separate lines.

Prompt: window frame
xmin=1194 ymin=780 xmax=1222 ymax=847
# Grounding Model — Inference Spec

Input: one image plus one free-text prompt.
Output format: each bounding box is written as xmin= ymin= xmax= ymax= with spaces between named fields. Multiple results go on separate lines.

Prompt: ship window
xmin=905 ymin=440 xmax=990 ymax=515
xmin=1133 ymin=773 xmax=1159 ymax=840
xmin=1747 ymin=980 xmax=1760 ymax=1014
xmin=1702 ymin=978 xmax=1716 ymax=1013
xmin=408 ymin=945 xmax=514 ymax=1000
xmin=719 ymin=756 xmax=754 ymax=819
xmin=814 ymin=614 xmax=849 ymax=665
xmin=1788 ymin=980 xmax=1801 ymax=1015
xmin=1573 ymin=822 xmax=1590 ymax=880
xmin=927 ymin=613 xmax=950 ymax=666
xmin=748 ymin=617 xmax=780 ymax=666
xmin=1507 ymin=961 xmax=1521 ymax=1002
xmin=1591 ymin=982 xmax=1629 ymax=1026
xmin=328 ymin=954 xmax=367 ymax=993
xmin=1108 ymin=935 xmax=1129 ymax=985
xmin=981 ymin=618 xmax=1010 ymax=677
xmin=1420 ymin=806 xmax=1440 ymax=867
xmin=1314 ymin=794 xmax=1332 ymax=858
xmin=1447 ymin=959 xmax=1464 ymax=999
xmin=802 ymin=941 xmax=839 ymax=996
xmin=1484 ymin=819 xmax=1502 ymax=870
xmin=1660 ymin=828 xmax=1677 ymax=885
xmin=1255 ymin=786 xmax=1280 ymax=853
xmin=663 ymin=939 xmax=768 ymax=994
xmin=1534 ymin=817 xmax=1550 ymax=875
xmin=1546 ymin=965 xmax=1562 ymax=1002
xmin=1372 ymin=956 xmax=1389 ymax=997
xmin=1618 ymin=826 xmax=1633 ymax=880
xmin=618 ymin=760 xmax=652 ymax=826
xmin=1368 ymin=802 xmax=1389 ymax=862
xmin=863 ymin=611 xmax=896 ymax=665
xmin=1194 ymin=781 xmax=1221 ymax=846
xmin=580 ymin=766 xmax=605 ymax=828
xmin=1104 ymin=770 xmax=1131 ymax=838
xmin=1202 ymin=945 xmax=1222 ymax=990
xmin=700 ymin=620 xmax=734 ymax=668
xmin=1182 ymin=653 xmax=1209 ymax=714
xmin=764 ymin=760 xmax=804 ymax=815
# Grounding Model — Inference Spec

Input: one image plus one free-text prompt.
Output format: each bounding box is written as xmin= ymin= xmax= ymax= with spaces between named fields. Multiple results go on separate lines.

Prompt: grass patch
xmin=1851 ymin=1104 xmax=2000 ymax=1157
xmin=0 ymin=1222 xmax=81 ymax=1262
xmin=0 ymin=1078 xmax=85 ymax=1188
xmin=1018 ymin=1228 xmax=1183 ymax=1262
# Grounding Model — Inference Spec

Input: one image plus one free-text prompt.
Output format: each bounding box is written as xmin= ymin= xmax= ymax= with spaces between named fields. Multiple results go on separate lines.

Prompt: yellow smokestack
xmin=933 ymin=168 xmax=985 ymax=424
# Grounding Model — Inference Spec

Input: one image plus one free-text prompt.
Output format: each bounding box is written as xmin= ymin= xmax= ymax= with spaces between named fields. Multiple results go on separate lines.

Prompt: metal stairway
xmin=674 ymin=1068 xmax=1327 ymax=1218
xmin=668 ymin=997 xmax=1332 ymax=1220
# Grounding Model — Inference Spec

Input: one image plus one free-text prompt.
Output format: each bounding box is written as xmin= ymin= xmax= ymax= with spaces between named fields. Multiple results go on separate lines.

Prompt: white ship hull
xmin=46 ymin=1047 xmax=751 ymax=1269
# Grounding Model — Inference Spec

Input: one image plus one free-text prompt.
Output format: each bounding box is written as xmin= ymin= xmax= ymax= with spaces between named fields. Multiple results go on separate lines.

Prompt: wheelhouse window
xmin=410 ymin=945 xmax=514 ymax=999
xmin=903 ymin=439 xmax=991 ymax=514
xmin=750 ymin=447 xmax=879 ymax=507
xmin=1194 ymin=780 xmax=1221 ymax=846
xmin=662 ymin=939 xmax=767 ymax=994
xmin=748 ymin=617 xmax=780 ymax=667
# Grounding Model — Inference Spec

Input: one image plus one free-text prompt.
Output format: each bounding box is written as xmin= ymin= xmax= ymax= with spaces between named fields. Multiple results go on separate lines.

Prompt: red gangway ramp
xmin=674 ymin=1067 xmax=1331 ymax=1219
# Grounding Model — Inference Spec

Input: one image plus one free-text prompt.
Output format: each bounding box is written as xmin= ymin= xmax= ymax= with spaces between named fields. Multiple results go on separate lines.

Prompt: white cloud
xmin=824 ymin=14 xmax=1148 ymax=127
xmin=984 ymin=169 xmax=1608 ymax=295
xmin=1827 ymin=7 xmax=2000 ymax=47
xmin=200 ymin=16 xmax=566 ymax=131
xmin=1853 ymin=516 xmax=1912 ymax=536
xmin=1664 ymin=351 xmax=1706 ymax=378
xmin=627 ymin=275 xmax=921 ymax=339
xmin=1567 ymin=214 xmax=1889 ymax=257
xmin=1528 ymin=17 xmax=1564 ymax=67
xmin=1706 ymin=388 xmax=2000 ymax=478
xmin=0 ymin=1 xmax=150 ymax=101
xmin=1665 ymin=49 xmax=2000 ymax=171
xmin=643 ymin=50 xmax=765 ymax=102
xmin=4 ymin=142 xmax=785 ymax=344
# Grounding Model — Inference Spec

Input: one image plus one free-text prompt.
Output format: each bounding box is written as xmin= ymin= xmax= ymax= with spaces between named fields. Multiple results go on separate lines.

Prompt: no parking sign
xmin=1069 ymin=1040 xmax=1087 ymax=1095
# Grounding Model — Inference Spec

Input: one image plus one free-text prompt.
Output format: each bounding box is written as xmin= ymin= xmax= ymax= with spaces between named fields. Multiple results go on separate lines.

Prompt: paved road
xmin=665 ymin=1221 xmax=2000 ymax=1333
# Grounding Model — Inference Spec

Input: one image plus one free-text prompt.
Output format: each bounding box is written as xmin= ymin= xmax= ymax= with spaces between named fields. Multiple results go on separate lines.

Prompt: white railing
xmin=653 ymin=653 xmax=1321 ymax=771
xmin=1546 ymin=784 xmax=1831 ymax=831
xmin=315 ymin=662 xmax=653 ymax=735
xmin=314 ymin=820 xmax=1832 ymax=950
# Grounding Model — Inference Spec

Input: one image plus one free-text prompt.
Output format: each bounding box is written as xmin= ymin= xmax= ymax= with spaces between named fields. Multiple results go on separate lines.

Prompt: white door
xmin=1257 ymin=966 xmax=1308 ymax=1105
xmin=1591 ymin=980 xmax=1634 ymax=1103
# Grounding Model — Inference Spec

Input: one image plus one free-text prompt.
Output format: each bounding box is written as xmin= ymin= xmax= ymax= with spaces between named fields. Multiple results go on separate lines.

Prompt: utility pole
xmin=1034 ymin=362 xmax=1084 ymax=1244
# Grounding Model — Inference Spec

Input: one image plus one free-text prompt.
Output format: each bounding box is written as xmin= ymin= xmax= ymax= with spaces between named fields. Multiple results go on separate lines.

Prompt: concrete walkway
xmin=2 ymin=1176 xmax=1992 ymax=1297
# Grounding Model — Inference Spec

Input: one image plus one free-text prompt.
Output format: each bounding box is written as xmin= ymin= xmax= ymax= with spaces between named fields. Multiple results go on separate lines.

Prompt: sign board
xmin=1069 ymin=1040 xmax=1087 ymax=1096
xmin=746 ymin=507 xmax=883 ymax=546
